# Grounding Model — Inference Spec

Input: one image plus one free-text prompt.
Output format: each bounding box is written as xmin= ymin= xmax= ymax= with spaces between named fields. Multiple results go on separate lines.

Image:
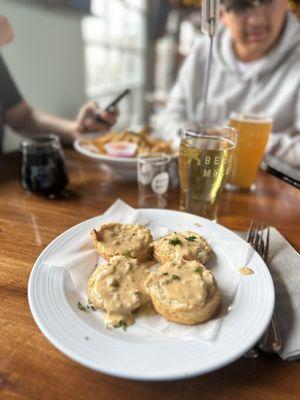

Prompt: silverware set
xmin=244 ymin=221 xmax=282 ymax=358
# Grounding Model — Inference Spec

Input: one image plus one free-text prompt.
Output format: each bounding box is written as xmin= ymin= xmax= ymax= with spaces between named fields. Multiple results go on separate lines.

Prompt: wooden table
xmin=1 ymin=149 xmax=299 ymax=400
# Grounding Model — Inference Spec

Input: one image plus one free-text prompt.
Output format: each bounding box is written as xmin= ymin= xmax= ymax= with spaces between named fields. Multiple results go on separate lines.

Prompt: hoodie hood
xmin=214 ymin=12 xmax=300 ymax=79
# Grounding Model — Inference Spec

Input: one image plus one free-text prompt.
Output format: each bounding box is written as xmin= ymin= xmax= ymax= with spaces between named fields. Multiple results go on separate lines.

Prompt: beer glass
xmin=21 ymin=135 xmax=69 ymax=197
xmin=179 ymin=125 xmax=237 ymax=221
xmin=228 ymin=112 xmax=273 ymax=190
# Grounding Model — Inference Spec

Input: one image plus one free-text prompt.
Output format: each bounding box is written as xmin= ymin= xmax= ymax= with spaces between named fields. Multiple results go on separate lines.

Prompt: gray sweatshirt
xmin=156 ymin=12 xmax=300 ymax=167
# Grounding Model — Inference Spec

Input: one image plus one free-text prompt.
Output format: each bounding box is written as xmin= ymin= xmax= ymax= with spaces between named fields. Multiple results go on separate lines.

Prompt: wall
xmin=0 ymin=0 xmax=85 ymax=151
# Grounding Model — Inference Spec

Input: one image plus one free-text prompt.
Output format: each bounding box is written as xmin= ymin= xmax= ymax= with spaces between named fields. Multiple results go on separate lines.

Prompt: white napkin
xmin=237 ymin=227 xmax=300 ymax=360
xmin=266 ymin=228 xmax=300 ymax=361
xmin=43 ymin=199 xmax=243 ymax=342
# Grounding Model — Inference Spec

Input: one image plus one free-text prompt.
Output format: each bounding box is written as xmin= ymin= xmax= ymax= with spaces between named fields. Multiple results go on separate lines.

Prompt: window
xmin=82 ymin=0 xmax=147 ymax=128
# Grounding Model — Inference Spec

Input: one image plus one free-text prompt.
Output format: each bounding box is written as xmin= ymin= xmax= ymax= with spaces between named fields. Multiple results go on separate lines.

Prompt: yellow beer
xmin=179 ymin=126 xmax=236 ymax=221
xmin=228 ymin=113 xmax=272 ymax=189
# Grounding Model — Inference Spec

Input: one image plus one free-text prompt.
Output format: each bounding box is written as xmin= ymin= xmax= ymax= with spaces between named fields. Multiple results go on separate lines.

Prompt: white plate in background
xmin=74 ymin=133 xmax=177 ymax=181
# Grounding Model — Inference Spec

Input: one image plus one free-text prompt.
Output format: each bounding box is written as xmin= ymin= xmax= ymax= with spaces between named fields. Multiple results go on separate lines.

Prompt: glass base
xmin=225 ymin=183 xmax=256 ymax=192
xmin=179 ymin=198 xmax=219 ymax=221
xmin=138 ymin=194 xmax=167 ymax=209
xmin=180 ymin=205 xmax=218 ymax=222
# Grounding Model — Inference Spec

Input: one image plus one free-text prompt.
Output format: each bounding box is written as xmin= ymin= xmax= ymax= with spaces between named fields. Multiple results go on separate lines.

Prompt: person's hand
xmin=75 ymin=101 xmax=118 ymax=134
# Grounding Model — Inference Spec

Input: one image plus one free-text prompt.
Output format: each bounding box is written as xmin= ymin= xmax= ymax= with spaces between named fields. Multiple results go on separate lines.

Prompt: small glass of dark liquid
xmin=21 ymin=135 xmax=69 ymax=197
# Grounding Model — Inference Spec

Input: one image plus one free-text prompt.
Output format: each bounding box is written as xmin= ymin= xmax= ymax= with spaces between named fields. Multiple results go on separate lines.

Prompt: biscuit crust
xmin=153 ymin=231 xmax=211 ymax=264
xmin=92 ymin=223 xmax=153 ymax=261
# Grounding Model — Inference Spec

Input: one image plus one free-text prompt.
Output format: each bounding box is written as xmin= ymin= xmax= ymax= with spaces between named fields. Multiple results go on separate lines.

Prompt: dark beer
xmin=21 ymin=135 xmax=68 ymax=197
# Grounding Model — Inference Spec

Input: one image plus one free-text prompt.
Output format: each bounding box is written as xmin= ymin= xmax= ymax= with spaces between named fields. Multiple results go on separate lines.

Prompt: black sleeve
xmin=0 ymin=53 xmax=23 ymax=110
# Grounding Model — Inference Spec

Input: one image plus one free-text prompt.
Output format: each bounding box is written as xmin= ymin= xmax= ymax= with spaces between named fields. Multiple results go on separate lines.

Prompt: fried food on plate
xmin=84 ymin=127 xmax=173 ymax=157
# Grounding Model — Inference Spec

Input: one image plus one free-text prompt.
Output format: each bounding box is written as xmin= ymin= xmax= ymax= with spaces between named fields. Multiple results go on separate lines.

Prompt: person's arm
xmin=5 ymin=101 xmax=76 ymax=145
xmin=0 ymin=54 xmax=117 ymax=145
xmin=267 ymin=131 xmax=300 ymax=168
xmin=5 ymin=100 xmax=118 ymax=146
xmin=266 ymin=88 xmax=300 ymax=168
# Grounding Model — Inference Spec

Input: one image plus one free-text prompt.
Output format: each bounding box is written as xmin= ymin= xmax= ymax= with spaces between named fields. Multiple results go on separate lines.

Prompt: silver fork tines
xmin=244 ymin=221 xmax=266 ymax=267
xmin=246 ymin=221 xmax=268 ymax=259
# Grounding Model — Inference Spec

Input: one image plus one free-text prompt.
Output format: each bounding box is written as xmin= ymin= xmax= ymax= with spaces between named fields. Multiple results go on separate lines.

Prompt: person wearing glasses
xmin=157 ymin=0 xmax=300 ymax=167
xmin=0 ymin=15 xmax=117 ymax=153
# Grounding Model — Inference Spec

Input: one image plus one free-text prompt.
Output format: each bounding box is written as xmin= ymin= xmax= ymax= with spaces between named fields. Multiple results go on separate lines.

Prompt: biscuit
xmin=153 ymin=231 xmax=211 ymax=264
xmin=92 ymin=223 xmax=153 ymax=261
xmin=145 ymin=258 xmax=221 ymax=325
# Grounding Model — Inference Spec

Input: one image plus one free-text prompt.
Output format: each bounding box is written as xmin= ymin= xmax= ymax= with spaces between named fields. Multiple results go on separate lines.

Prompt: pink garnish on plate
xmin=104 ymin=141 xmax=137 ymax=158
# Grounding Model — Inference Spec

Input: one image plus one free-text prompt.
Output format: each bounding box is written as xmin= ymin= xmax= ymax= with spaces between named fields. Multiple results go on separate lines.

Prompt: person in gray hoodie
xmin=157 ymin=0 xmax=300 ymax=167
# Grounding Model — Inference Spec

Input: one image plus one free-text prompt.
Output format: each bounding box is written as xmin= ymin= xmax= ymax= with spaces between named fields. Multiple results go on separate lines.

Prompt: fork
xmin=244 ymin=221 xmax=282 ymax=358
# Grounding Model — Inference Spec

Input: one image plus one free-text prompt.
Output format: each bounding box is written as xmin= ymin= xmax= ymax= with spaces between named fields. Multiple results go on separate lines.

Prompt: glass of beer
xmin=21 ymin=134 xmax=69 ymax=198
xmin=179 ymin=124 xmax=237 ymax=221
xmin=228 ymin=112 xmax=273 ymax=190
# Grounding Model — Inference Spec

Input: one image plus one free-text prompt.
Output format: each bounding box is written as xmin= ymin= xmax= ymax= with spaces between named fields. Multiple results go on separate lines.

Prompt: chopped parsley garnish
xmin=86 ymin=303 xmax=96 ymax=312
xmin=77 ymin=301 xmax=96 ymax=312
xmin=169 ymin=238 xmax=182 ymax=246
xmin=123 ymin=250 xmax=131 ymax=258
xmin=114 ymin=320 xmax=128 ymax=331
xmin=171 ymin=274 xmax=181 ymax=281
xmin=194 ymin=267 xmax=204 ymax=274
xmin=77 ymin=301 xmax=87 ymax=312
xmin=186 ymin=236 xmax=197 ymax=242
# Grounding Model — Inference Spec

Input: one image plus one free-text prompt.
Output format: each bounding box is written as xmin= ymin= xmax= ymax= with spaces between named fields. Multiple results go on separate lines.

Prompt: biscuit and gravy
xmin=88 ymin=256 xmax=151 ymax=328
xmin=145 ymin=259 xmax=221 ymax=325
xmin=88 ymin=223 xmax=220 ymax=329
xmin=92 ymin=223 xmax=153 ymax=261
xmin=153 ymin=231 xmax=211 ymax=264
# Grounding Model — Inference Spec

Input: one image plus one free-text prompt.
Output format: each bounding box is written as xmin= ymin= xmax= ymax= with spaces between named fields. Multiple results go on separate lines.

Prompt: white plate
xmin=74 ymin=134 xmax=177 ymax=181
xmin=28 ymin=209 xmax=274 ymax=381
xmin=74 ymin=134 xmax=137 ymax=180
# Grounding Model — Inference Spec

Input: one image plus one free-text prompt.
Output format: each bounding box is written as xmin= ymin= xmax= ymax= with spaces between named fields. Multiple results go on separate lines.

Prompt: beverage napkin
xmin=266 ymin=228 xmax=300 ymax=361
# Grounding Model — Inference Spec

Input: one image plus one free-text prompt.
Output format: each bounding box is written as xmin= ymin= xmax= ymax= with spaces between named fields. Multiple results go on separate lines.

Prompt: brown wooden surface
xmin=1 ymin=149 xmax=300 ymax=400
